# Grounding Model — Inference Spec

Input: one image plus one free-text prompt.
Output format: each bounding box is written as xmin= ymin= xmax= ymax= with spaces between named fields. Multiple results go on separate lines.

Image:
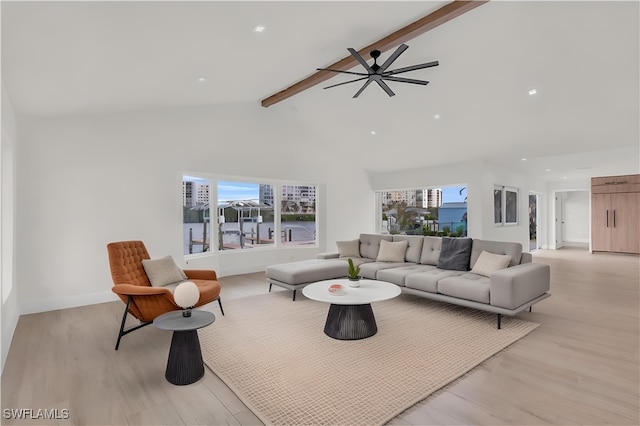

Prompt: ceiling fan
xmin=317 ymin=44 xmax=439 ymax=98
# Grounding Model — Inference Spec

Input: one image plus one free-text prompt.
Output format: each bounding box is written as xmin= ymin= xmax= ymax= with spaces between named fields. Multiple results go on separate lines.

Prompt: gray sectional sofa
xmin=265 ymin=234 xmax=551 ymax=328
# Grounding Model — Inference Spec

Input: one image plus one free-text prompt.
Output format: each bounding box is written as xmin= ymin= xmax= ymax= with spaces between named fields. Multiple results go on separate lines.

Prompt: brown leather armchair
xmin=107 ymin=240 xmax=223 ymax=350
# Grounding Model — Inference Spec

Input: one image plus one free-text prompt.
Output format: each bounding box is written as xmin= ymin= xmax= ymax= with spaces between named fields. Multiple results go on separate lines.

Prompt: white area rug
xmin=199 ymin=290 xmax=538 ymax=425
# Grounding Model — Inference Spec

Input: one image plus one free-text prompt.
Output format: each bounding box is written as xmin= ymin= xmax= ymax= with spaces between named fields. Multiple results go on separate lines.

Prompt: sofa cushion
xmin=392 ymin=235 xmax=424 ymax=263
xmin=470 ymin=239 xmax=523 ymax=268
xmin=142 ymin=255 xmax=188 ymax=287
xmin=438 ymin=273 xmax=491 ymax=303
xmin=359 ymin=261 xmax=408 ymax=280
xmin=377 ymin=265 xmax=435 ymax=287
xmin=336 ymin=239 xmax=360 ymax=258
xmin=405 ymin=269 xmax=463 ymax=293
xmin=376 ymin=239 xmax=408 ymax=262
xmin=437 ymin=237 xmax=472 ymax=271
xmin=470 ymin=250 xmax=512 ymax=277
xmin=420 ymin=236 xmax=442 ymax=265
xmin=359 ymin=234 xmax=393 ymax=259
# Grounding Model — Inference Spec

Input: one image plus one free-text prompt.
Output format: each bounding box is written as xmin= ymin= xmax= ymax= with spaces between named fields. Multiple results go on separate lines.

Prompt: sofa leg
xmin=217 ymin=297 xmax=225 ymax=316
xmin=268 ymin=283 xmax=272 ymax=293
xmin=497 ymin=313 xmax=502 ymax=329
xmin=529 ymin=306 xmax=532 ymax=312
xmin=292 ymin=290 xmax=297 ymax=301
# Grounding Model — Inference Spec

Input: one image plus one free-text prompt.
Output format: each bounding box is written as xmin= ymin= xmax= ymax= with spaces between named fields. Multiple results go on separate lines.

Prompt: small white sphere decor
xmin=174 ymin=281 xmax=200 ymax=317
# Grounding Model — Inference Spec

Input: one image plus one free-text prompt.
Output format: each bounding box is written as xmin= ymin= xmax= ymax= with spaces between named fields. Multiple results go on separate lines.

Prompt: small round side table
xmin=153 ymin=310 xmax=215 ymax=385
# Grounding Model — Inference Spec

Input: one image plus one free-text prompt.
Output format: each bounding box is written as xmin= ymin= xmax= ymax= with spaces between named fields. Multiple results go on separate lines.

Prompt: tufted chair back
xmin=107 ymin=240 xmax=152 ymax=287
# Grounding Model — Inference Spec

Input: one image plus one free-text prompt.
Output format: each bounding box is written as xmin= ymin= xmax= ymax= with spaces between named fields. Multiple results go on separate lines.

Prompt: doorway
xmin=552 ymin=189 xmax=590 ymax=250
xmin=529 ymin=193 xmax=539 ymax=251
xmin=555 ymin=193 xmax=564 ymax=249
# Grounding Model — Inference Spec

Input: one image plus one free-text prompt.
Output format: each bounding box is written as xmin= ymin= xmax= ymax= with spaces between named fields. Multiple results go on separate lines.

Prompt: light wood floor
xmin=2 ymin=248 xmax=639 ymax=425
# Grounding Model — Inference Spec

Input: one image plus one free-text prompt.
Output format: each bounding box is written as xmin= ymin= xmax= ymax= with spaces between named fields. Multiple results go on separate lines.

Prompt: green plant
xmin=455 ymin=225 xmax=465 ymax=235
xmin=347 ymin=258 xmax=360 ymax=280
xmin=442 ymin=226 xmax=451 ymax=236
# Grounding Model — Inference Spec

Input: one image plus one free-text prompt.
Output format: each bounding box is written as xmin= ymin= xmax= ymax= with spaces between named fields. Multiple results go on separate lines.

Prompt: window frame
xmin=182 ymin=173 xmax=319 ymax=258
xmin=494 ymin=185 xmax=519 ymax=226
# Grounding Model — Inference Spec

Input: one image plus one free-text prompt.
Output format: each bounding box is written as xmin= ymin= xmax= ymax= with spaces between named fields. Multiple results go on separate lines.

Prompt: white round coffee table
xmin=302 ymin=279 xmax=401 ymax=340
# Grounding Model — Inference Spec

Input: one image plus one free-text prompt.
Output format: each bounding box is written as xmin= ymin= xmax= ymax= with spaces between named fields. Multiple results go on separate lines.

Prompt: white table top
xmin=302 ymin=279 xmax=401 ymax=305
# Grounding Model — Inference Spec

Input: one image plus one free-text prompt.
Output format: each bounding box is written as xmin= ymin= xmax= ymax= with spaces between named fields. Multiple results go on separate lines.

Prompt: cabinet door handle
xmin=606 ymin=210 xmax=609 ymax=227
xmin=613 ymin=210 xmax=616 ymax=227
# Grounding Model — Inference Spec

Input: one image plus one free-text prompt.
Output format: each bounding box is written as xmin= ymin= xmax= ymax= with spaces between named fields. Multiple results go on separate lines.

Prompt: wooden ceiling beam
xmin=261 ymin=0 xmax=489 ymax=108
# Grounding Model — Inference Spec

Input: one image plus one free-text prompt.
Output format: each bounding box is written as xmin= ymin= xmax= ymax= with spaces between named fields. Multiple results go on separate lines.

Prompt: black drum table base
xmin=324 ymin=303 xmax=377 ymax=340
xmin=166 ymin=330 xmax=205 ymax=385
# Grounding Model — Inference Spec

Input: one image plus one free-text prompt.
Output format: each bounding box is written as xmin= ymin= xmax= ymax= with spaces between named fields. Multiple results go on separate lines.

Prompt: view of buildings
xmin=380 ymin=187 xmax=467 ymax=236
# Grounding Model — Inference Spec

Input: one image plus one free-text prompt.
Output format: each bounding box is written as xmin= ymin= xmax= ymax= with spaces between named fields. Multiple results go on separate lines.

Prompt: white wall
xmin=16 ymin=103 xmax=373 ymax=314
xmin=1 ymin=84 xmax=20 ymax=372
xmin=368 ymin=160 xmax=547 ymax=250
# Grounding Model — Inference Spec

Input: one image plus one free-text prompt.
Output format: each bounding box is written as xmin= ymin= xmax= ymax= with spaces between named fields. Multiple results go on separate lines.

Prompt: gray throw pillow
xmin=142 ymin=255 xmax=188 ymax=287
xmin=437 ymin=237 xmax=473 ymax=271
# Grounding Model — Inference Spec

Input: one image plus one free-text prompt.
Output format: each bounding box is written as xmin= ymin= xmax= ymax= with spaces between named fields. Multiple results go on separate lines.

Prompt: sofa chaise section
xmin=265 ymin=259 xmax=349 ymax=301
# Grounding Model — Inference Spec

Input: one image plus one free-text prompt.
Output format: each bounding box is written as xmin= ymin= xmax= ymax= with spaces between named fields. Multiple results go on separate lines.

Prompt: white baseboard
xmin=1 ymin=293 xmax=20 ymax=373
xmin=21 ymin=291 xmax=119 ymax=315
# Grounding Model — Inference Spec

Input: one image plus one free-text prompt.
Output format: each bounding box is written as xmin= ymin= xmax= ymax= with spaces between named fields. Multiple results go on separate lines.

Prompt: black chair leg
xmin=218 ymin=297 xmax=225 ymax=316
xmin=115 ymin=296 xmax=132 ymax=350
xmin=529 ymin=306 xmax=532 ymax=312
xmin=268 ymin=283 xmax=272 ymax=292
xmin=115 ymin=295 xmax=152 ymax=350
xmin=292 ymin=290 xmax=296 ymax=301
xmin=497 ymin=313 xmax=502 ymax=329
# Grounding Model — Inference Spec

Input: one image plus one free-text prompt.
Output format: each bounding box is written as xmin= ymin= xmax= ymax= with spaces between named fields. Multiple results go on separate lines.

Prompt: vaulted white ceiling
xmin=2 ymin=1 xmax=638 ymax=181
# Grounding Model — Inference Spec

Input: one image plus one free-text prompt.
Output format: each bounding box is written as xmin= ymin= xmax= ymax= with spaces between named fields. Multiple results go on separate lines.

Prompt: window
xmin=182 ymin=175 xmax=318 ymax=255
xmin=217 ymin=181 xmax=274 ymax=250
xmin=376 ymin=186 xmax=467 ymax=237
xmin=280 ymin=185 xmax=317 ymax=246
xmin=494 ymin=185 xmax=519 ymax=226
xmin=183 ymin=176 xmax=211 ymax=255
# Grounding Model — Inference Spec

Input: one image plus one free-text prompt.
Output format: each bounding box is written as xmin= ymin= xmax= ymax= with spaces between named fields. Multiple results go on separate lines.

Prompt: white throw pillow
xmin=336 ymin=239 xmax=361 ymax=258
xmin=471 ymin=250 xmax=512 ymax=277
xmin=142 ymin=255 xmax=188 ymax=287
xmin=376 ymin=239 xmax=408 ymax=262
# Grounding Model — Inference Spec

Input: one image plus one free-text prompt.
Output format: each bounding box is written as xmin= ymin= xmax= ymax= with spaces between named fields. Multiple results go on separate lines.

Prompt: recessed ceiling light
xmin=528 ymin=89 xmax=537 ymax=95
xmin=197 ymin=77 xmax=206 ymax=82
xmin=370 ymin=130 xmax=376 ymax=135
xmin=563 ymin=176 xmax=568 ymax=179
xmin=545 ymin=168 xmax=551 ymax=172
xmin=433 ymin=114 xmax=441 ymax=119
xmin=521 ymin=158 xmax=527 ymax=161
xmin=254 ymin=25 xmax=265 ymax=32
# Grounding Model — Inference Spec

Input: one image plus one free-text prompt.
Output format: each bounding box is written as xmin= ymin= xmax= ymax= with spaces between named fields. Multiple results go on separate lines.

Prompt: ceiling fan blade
xmin=378 ymin=44 xmax=409 ymax=73
xmin=323 ymin=76 xmax=370 ymax=90
xmin=347 ymin=48 xmax=374 ymax=73
xmin=383 ymin=76 xmax=429 ymax=86
xmin=385 ymin=61 xmax=439 ymax=76
xmin=353 ymin=79 xmax=374 ymax=98
xmin=317 ymin=68 xmax=369 ymax=76
xmin=375 ymin=79 xmax=396 ymax=97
